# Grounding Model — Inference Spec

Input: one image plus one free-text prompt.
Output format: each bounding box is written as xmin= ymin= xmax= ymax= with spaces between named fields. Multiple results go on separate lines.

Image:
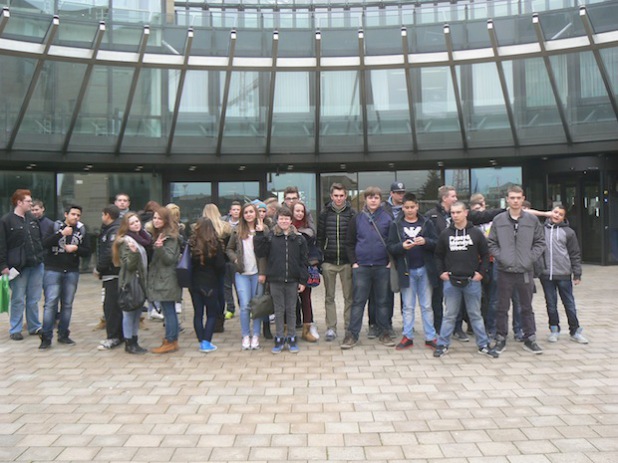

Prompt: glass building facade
xmin=1 ymin=0 xmax=617 ymax=264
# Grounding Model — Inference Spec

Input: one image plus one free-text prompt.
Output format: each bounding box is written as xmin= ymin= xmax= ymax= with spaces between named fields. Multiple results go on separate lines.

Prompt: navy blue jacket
xmin=346 ymin=207 xmax=392 ymax=266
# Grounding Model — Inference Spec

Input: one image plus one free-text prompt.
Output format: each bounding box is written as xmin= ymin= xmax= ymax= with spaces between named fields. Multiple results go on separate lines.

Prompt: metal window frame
xmin=265 ymin=29 xmax=279 ymax=156
xmin=215 ymin=29 xmax=237 ymax=157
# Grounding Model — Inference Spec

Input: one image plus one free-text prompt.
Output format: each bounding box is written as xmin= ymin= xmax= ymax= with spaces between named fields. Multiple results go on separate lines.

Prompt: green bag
xmin=0 ymin=275 xmax=9 ymax=314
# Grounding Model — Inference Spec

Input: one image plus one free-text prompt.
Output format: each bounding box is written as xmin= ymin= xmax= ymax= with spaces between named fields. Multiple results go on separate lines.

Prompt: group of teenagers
xmin=1 ymin=182 xmax=588 ymax=357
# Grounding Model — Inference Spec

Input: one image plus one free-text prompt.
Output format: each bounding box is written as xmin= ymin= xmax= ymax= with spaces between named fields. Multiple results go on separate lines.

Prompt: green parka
xmin=147 ymin=236 xmax=181 ymax=302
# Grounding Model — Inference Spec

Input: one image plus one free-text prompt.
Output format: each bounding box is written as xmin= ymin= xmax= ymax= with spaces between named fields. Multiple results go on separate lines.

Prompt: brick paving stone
xmin=0 ymin=265 xmax=615 ymax=462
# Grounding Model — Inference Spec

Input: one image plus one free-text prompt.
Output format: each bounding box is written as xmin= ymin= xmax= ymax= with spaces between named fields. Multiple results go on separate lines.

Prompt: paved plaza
xmin=0 ymin=264 xmax=617 ymax=462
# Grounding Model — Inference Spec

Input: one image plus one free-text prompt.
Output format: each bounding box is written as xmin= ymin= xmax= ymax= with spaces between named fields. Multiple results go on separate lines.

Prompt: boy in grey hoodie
xmin=537 ymin=204 xmax=588 ymax=344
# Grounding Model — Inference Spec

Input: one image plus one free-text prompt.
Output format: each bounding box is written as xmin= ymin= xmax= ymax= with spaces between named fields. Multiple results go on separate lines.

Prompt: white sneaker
xmin=149 ymin=310 xmax=164 ymax=321
xmin=309 ymin=324 xmax=320 ymax=340
xmin=547 ymin=330 xmax=559 ymax=343
xmin=175 ymin=302 xmax=182 ymax=314
xmin=242 ymin=335 xmax=251 ymax=350
xmin=570 ymin=329 xmax=589 ymax=344
xmin=325 ymin=328 xmax=337 ymax=342
xmin=250 ymin=335 xmax=260 ymax=350
xmin=269 ymin=314 xmax=275 ymax=323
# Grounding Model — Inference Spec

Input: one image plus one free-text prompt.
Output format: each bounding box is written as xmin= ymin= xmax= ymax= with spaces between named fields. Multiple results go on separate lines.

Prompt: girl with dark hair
xmin=189 ymin=218 xmax=226 ymax=352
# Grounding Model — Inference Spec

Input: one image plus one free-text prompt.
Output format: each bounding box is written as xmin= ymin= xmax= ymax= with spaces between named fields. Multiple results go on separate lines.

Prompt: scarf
xmin=126 ymin=229 xmax=152 ymax=248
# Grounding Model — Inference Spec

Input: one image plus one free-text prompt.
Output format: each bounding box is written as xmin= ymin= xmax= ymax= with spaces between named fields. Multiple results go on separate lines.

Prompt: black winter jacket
xmin=316 ymin=201 xmax=356 ymax=265
xmin=42 ymin=221 xmax=91 ymax=272
xmin=387 ymin=215 xmax=439 ymax=288
xmin=97 ymin=219 xmax=120 ymax=277
xmin=254 ymin=225 xmax=309 ymax=284
xmin=0 ymin=212 xmax=44 ymax=272
xmin=426 ymin=203 xmax=504 ymax=234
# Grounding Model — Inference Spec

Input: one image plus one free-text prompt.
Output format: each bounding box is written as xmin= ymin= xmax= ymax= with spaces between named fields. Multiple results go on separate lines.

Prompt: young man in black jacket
xmin=317 ymin=183 xmax=356 ymax=341
xmin=95 ymin=205 xmax=123 ymax=350
xmin=255 ymin=207 xmax=308 ymax=354
xmin=0 ymin=189 xmax=45 ymax=340
xmin=39 ymin=205 xmax=90 ymax=348
xmin=433 ymin=202 xmax=498 ymax=358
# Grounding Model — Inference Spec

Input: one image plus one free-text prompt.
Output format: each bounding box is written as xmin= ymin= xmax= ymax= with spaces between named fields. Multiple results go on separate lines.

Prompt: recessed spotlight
xmin=239 ymin=165 xmax=246 ymax=171
xmin=188 ymin=165 xmax=197 ymax=171
xmin=287 ymin=165 xmax=293 ymax=171
xmin=340 ymin=164 xmax=346 ymax=170
xmin=437 ymin=161 xmax=444 ymax=167
xmin=26 ymin=166 xmax=33 ymax=170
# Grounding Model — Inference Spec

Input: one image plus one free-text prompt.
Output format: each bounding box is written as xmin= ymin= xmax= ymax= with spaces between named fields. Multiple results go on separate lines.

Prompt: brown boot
xmin=92 ymin=317 xmax=106 ymax=331
xmin=302 ymin=324 xmax=317 ymax=342
xmin=151 ymin=339 xmax=179 ymax=354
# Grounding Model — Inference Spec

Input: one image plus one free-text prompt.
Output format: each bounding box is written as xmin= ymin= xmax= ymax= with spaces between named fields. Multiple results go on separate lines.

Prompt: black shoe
xmin=523 ymin=340 xmax=543 ymax=355
xmin=379 ymin=333 xmax=396 ymax=347
xmin=133 ymin=337 xmax=148 ymax=354
xmin=57 ymin=337 xmax=76 ymax=345
xmin=340 ymin=334 xmax=358 ymax=350
xmin=478 ymin=345 xmax=499 ymax=358
xmin=494 ymin=339 xmax=506 ymax=354
xmin=9 ymin=333 xmax=24 ymax=341
xmin=434 ymin=345 xmax=448 ymax=358
xmin=29 ymin=328 xmax=42 ymax=336
xmin=39 ymin=337 xmax=51 ymax=350
xmin=454 ymin=330 xmax=469 ymax=342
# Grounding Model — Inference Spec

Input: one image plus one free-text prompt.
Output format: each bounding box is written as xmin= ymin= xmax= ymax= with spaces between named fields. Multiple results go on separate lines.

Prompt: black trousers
xmin=103 ymin=278 xmax=123 ymax=340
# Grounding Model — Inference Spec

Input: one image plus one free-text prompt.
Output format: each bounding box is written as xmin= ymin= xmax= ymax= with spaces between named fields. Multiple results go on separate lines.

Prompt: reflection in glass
xmin=267 ymin=173 xmax=316 ymax=217
xmin=0 ymin=171 xmax=55 ymax=218
xmin=599 ymin=48 xmax=618 ymax=96
xmin=445 ymin=169 xmax=470 ymax=202
xmin=396 ymin=170 xmax=441 ymax=213
xmin=319 ymin=173 xmax=359 ymax=211
xmin=470 ymin=167 xmax=522 ymax=208
xmin=358 ymin=172 xmax=396 ymax=201
xmin=170 ymin=182 xmax=212 ymax=224
xmin=218 ymin=182 xmax=261 ymax=214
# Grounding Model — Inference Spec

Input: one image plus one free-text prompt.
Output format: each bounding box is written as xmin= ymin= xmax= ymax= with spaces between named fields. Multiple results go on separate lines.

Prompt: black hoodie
xmin=434 ymin=221 xmax=490 ymax=278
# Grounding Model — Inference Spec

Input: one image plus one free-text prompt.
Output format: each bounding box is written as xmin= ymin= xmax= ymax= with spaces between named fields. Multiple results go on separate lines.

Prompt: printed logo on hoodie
xmin=449 ymin=234 xmax=474 ymax=251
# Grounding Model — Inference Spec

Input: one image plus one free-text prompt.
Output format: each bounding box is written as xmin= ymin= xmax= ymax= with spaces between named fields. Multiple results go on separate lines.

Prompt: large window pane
xmin=358 ymin=172 xmax=396 ymax=202
xmin=397 ymin=170 xmax=442 ymax=213
xmin=0 ymin=55 xmax=38 ymax=149
xmin=0 ymin=171 xmax=55 ymax=218
xmin=69 ymin=66 xmax=133 ymax=152
xmin=445 ymin=169 xmax=470 ymax=201
xmin=459 ymin=62 xmax=513 ymax=147
xmin=416 ymin=67 xmax=462 ymax=149
xmin=320 ymin=71 xmax=363 ymax=152
xmin=271 ymin=72 xmax=315 ymax=154
xmin=367 ymin=69 xmax=412 ymax=152
xmin=319 ymin=173 xmax=359 ymax=211
xmin=172 ymin=70 xmax=220 ymax=154
xmin=221 ymin=71 xmax=270 ymax=154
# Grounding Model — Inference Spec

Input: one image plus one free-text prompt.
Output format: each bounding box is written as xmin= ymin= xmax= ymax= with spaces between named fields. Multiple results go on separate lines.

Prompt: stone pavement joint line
xmin=0 ymin=265 xmax=617 ymax=462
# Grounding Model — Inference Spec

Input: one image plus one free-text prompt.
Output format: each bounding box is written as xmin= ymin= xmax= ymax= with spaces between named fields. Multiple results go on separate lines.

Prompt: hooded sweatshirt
xmin=435 ymin=221 xmax=490 ymax=278
xmin=538 ymin=218 xmax=582 ymax=281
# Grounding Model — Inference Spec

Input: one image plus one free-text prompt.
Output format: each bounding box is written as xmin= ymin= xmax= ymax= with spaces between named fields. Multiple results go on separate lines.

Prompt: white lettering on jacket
xmin=449 ymin=234 xmax=474 ymax=251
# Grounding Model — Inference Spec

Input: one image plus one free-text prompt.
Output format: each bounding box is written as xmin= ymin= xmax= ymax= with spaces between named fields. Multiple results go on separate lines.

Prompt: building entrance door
xmin=548 ymin=171 xmax=602 ymax=264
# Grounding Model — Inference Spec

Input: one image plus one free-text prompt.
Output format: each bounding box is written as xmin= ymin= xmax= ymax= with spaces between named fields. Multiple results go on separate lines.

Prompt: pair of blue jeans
xmin=347 ymin=265 xmax=390 ymax=339
xmin=42 ymin=270 xmax=80 ymax=339
xmin=159 ymin=300 xmax=179 ymax=342
xmin=123 ymin=309 xmax=141 ymax=339
xmin=235 ymin=273 xmax=263 ymax=337
xmin=400 ymin=266 xmax=435 ymax=341
xmin=439 ymin=280 xmax=489 ymax=348
xmin=9 ymin=263 xmax=43 ymax=335
xmin=540 ymin=278 xmax=579 ymax=335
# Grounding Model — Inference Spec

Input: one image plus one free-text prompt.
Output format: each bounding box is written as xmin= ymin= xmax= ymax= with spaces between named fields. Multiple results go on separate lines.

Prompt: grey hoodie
xmin=538 ymin=219 xmax=582 ymax=280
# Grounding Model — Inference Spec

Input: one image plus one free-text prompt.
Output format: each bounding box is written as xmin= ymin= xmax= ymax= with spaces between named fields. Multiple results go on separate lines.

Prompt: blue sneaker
xmin=272 ymin=337 xmax=284 ymax=354
xmin=287 ymin=336 xmax=299 ymax=353
xmin=199 ymin=340 xmax=217 ymax=353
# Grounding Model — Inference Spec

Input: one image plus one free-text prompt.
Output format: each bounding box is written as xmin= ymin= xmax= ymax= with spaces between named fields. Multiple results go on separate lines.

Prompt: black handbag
xmin=250 ymin=292 xmax=274 ymax=319
xmin=176 ymin=243 xmax=192 ymax=288
xmin=118 ymin=271 xmax=146 ymax=312
xmin=448 ymin=274 xmax=471 ymax=288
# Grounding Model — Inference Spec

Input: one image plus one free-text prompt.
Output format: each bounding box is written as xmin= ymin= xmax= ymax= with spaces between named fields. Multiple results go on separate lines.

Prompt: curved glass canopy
xmin=0 ymin=0 xmax=617 ymax=164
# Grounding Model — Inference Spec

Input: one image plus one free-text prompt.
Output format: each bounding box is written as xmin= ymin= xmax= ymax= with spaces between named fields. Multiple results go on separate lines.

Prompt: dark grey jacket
xmin=487 ymin=210 xmax=545 ymax=274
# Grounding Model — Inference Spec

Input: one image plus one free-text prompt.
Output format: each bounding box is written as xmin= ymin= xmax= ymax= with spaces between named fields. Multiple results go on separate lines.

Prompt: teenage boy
xmin=0 ymin=189 xmax=45 ymax=340
xmin=433 ymin=202 xmax=498 ymax=358
xmin=387 ymin=193 xmax=439 ymax=350
xmin=95 ymin=205 xmax=123 ymax=350
xmin=317 ymin=183 xmax=356 ymax=341
xmin=488 ymin=185 xmax=546 ymax=355
xmin=341 ymin=186 xmax=393 ymax=349
xmin=537 ymin=204 xmax=588 ymax=344
xmin=114 ymin=193 xmax=131 ymax=218
xmin=40 ymin=205 xmax=90 ymax=348
xmin=254 ymin=207 xmax=308 ymax=354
